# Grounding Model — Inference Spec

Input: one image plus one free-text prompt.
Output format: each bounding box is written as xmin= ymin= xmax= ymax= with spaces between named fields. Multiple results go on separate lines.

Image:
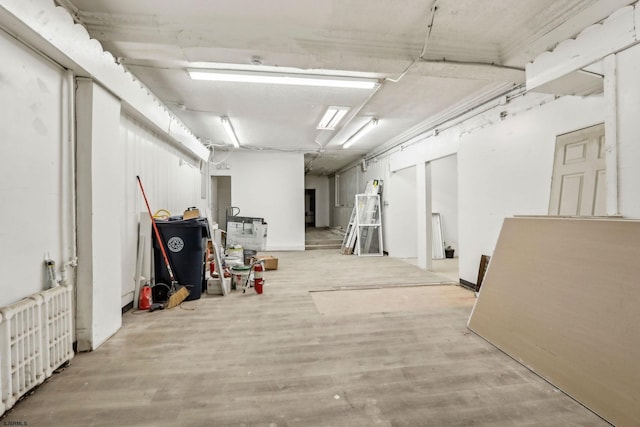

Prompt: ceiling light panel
xmin=343 ymin=118 xmax=378 ymax=149
xmin=317 ymin=107 xmax=350 ymax=130
xmin=188 ymin=69 xmax=377 ymax=89
xmin=220 ymin=116 xmax=240 ymax=148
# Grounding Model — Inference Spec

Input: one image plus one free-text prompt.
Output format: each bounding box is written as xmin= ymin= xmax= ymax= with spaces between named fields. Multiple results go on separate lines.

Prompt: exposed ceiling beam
xmin=527 ymin=4 xmax=638 ymax=92
xmin=503 ymin=0 xmax=638 ymax=65
xmin=412 ymin=59 xmax=525 ymax=83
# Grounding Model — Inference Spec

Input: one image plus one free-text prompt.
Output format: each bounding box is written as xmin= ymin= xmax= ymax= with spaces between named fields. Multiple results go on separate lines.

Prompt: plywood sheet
xmin=312 ymin=285 xmax=475 ymax=316
xmin=468 ymin=217 xmax=640 ymax=426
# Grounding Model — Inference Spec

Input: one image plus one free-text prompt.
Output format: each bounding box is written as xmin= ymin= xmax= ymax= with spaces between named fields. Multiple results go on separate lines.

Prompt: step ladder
xmin=341 ymin=180 xmax=383 ymax=255
xmin=340 ymin=208 xmax=358 ymax=254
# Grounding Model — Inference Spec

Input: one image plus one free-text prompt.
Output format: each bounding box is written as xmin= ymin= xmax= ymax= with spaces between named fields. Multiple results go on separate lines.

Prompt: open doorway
xmin=305 ymin=189 xmax=316 ymax=227
xmin=211 ymin=176 xmax=231 ymax=231
xmin=430 ymin=154 xmax=459 ymax=282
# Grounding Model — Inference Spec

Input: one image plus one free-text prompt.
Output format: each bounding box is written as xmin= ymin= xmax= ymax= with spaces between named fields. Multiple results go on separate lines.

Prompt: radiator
xmin=40 ymin=285 xmax=74 ymax=377
xmin=0 ymin=284 xmax=74 ymax=415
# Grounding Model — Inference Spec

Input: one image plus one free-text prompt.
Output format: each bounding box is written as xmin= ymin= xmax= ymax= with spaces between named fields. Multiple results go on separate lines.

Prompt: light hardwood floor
xmin=2 ymin=250 xmax=607 ymax=426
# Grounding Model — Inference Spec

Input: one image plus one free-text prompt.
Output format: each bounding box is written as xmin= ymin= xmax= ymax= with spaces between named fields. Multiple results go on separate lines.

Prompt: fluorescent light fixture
xmin=221 ymin=116 xmax=240 ymax=148
xmin=342 ymin=118 xmax=378 ymax=149
xmin=317 ymin=106 xmax=350 ymax=130
xmin=188 ymin=69 xmax=377 ymax=89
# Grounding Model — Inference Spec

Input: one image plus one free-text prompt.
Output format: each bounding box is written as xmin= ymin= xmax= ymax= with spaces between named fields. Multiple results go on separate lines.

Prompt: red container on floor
xmin=139 ymin=285 xmax=152 ymax=310
xmin=253 ymin=263 xmax=264 ymax=294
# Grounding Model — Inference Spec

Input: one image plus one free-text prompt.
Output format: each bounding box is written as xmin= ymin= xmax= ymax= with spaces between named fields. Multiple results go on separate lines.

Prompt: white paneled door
xmin=549 ymin=124 xmax=606 ymax=216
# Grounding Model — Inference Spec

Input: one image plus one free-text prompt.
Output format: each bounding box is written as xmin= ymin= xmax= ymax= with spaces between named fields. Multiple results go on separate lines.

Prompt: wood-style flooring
xmin=305 ymin=227 xmax=344 ymax=250
xmin=1 ymin=249 xmax=607 ymax=426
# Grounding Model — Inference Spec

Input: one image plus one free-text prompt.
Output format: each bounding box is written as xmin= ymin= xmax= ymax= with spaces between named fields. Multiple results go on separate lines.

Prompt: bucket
xmin=230 ymin=265 xmax=251 ymax=290
xmin=225 ymin=257 xmax=244 ymax=267
xmin=243 ymin=249 xmax=257 ymax=265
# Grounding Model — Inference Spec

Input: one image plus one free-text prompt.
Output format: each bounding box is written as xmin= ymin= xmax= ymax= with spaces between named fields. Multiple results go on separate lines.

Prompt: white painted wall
xmin=336 ymin=166 xmax=364 ymax=207
xmin=389 ymin=128 xmax=460 ymax=173
xmin=304 ymin=175 xmax=330 ymax=227
xmin=381 ymin=92 xmax=605 ymax=281
xmin=0 ymin=0 xmax=211 ymax=354
xmin=457 ymin=94 xmax=605 ymax=284
xmin=211 ymin=151 xmax=305 ymax=250
xmin=0 ymin=0 xmax=208 ymax=162
xmin=328 ymin=175 xmax=337 ymax=226
xmin=431 ymin=155 xmax=459 ymax=253
xmin=335 ymin=153 xmax=457 ymax=262
xmin=329 ymin=160 xmax=389 ymax=249
xmin=416 ymin=162 xmax=433 ymax=269
xmin=332 ymin=181 xmax=354 ymax=229
xmin=76 ymin=80 xmax=123 ymax=351
xmin=331 ymin=162 xmax=384 ymax=228
xmin=361 ymin=158 xmax=391 ymax=251
xmin=386 ymin=166 xmax=417 ymax=258
xmin=120 ymin=113 xmax=204 ymax=308
xmin=0 ymin=29 xmax=71 ymax=307
xmin=615 ymin=43 xmax=640 ymax=218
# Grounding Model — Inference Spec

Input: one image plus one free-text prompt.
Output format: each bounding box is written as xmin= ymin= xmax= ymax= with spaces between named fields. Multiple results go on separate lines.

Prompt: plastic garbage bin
xmin=153 ymin=217 xmax=209 ymax=302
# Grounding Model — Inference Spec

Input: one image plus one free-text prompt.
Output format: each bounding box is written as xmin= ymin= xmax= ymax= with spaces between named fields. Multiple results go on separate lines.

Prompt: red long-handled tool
xmin=136 ymin=175 xmax=189 ymax=308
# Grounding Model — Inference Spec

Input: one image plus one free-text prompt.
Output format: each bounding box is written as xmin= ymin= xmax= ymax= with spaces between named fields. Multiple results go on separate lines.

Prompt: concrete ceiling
xmin=55 ymin=0 xmax=629 ymax=175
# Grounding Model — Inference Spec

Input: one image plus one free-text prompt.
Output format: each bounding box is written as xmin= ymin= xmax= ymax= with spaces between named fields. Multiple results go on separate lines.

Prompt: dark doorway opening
xmin=305 ymin=189 xmax=316 ymax=228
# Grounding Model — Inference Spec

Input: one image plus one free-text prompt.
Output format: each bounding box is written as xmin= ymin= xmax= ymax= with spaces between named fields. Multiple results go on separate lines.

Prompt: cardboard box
xmin=257 ymin=255 xmax=278 ymax=270
xmin=183 ymin=207 xmax=200 ymax=220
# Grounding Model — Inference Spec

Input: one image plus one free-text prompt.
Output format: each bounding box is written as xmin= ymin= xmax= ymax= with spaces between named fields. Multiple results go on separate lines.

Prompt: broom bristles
xmin=165 ymin=286 xmax=189 ymax=309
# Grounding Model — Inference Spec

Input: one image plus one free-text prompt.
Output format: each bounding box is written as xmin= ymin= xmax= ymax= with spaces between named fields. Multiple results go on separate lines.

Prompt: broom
xmin=136 ymin=175 xmax=190 ymax=309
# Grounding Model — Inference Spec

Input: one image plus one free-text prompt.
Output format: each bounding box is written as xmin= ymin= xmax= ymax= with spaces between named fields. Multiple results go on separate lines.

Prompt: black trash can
xmin=153 ymin=217 xmax=209 ymax=302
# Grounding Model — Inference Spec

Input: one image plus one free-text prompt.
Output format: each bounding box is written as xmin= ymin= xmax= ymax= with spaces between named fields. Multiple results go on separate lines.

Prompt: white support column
xmin=416 ymin=161 xmax=433 ymax=270
xmin=614 ymin=43 xmax=640 ymax=217
xmin=75 ymin=79 xmax=123 ymax=351
xmin=603 ymin=54 xmax=620 ymax=216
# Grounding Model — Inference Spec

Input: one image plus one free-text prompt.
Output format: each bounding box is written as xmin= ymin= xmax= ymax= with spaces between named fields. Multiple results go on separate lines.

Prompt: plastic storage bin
xmin=153 ymin=217 xmax=210 ymax=302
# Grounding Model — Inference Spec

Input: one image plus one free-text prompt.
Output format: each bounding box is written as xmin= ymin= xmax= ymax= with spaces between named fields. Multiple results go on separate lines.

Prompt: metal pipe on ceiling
xmin=307 ymin=0 xmax=439 ymax=173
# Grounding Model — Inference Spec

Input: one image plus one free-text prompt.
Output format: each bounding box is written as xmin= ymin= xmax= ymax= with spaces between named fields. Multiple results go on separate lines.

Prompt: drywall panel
xmin=468 ymin=217 xmax=640 ymax=426
xmin=304 ymin=175 xmax=330 ymax=227
xmin=119 ymin=113 xmax=203 ymax=308
xmin=386 ymin=166 xmax=417 ymax=258
xmin=212 ymin=151 xmax=305 ymax=251
xmin=431 ymin=155 xmax=458 ymax=253
xmin=457 ymin=94 xmax=605 ymax=285
xmin=0 ymin=29 xmax=69 ymax=306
